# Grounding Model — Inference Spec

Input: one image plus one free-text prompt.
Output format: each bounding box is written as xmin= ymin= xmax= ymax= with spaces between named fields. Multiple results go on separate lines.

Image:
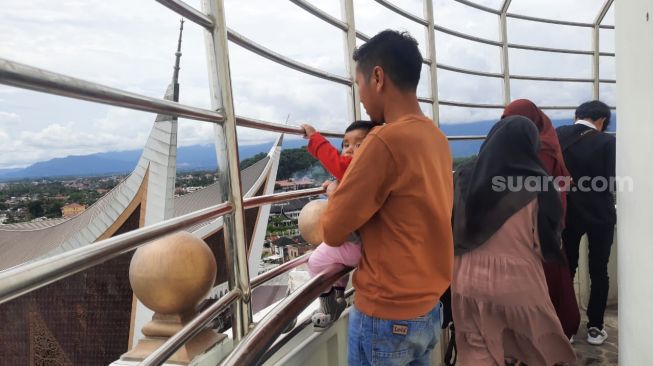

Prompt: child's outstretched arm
xmin=301 ymin=124 xmax=351 ymax=181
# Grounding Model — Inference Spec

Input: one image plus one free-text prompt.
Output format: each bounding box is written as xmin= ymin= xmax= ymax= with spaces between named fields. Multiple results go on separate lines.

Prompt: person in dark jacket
xmin=556 ymin=100 xmax=616 ymax=346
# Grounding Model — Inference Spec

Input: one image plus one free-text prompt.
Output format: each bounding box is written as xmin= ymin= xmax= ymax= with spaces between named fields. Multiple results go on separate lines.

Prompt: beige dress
xmin=452 ymin=200 xmax=576 ymax=366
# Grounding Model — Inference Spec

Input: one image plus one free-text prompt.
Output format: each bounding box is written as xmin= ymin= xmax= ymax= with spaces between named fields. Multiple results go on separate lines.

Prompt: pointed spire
xmin=172 ymin=18 xmax=184 ymax=102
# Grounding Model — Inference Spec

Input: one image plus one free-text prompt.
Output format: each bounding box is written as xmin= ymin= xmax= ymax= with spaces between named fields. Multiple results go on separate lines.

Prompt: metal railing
xmin=220 ymin=264 xmax=353 ymax=366
xmin=257 ymin=287 xmax=355 ymax=365
xmin=0 ymin=186 xmax=328 ymax=307
xmin=0 ymin=202 xmax=232 ymax=305
xmin=0 ymin=59 xmax=225 ymax=124
xmin=140 ymin=252 xmax=314 ymax=366
xmin=139 ymin=288 xmax=242 ymax=366
xmin=0 ymin=0 xmax=618 ymax=364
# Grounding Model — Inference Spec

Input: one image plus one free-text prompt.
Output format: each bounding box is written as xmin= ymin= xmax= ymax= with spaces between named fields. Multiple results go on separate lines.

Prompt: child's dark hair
xmin=345 ymin=120 xmax=380 ymax=134
xmin=352 ymin=30 xmax=423 ymax=91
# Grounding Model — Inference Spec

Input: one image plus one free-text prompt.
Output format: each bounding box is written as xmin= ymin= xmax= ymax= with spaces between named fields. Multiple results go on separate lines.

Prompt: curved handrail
xmin=139 ymin=253 xmax=314 ymax=366
xmin=0 ymin=186 xmax=327 ymax=306
xmin=437 ymin=63 xmax=503 ymax=79
xmin=452 ymin=0 xmax=500 ymax=15
xmin=372 ymin=0 xmax=428 ymax=26
xmin=258 ymin=287 xmax=354 ymax=364
xmin=155 ymin=0 xmax=214 ymax=29
xmin=439 ymin=100 xmax=505 ymax=109
xmin=236 ymin=115 xmax=345 ymax=139
xmin=250 ymin=252 xmax=312 ymax=289
xmin=139 ymin=289 xmax=242 ymax=366
xmin=0 ymin=55 xmax=507 ymax=143
xmin=220 ymin=264 xmax=353 ymax=366
xmin=151 ymin=0 xmax=617 ymax=97
xmin=227 ymin=29 xmax=352 ymax=86
xmin=506 ymin=12 xmax=614 ymax=29
xmin=244 ymin=188 xmax=325 ymax=212
xmin=0 ymin=58 xmax=225 ymax=124
xmin=451 ymin=0 xmax=615 ymax=29
xmin=289 ymin=0 xmax=348 ymax=31
xmin=0 ymin=202 xmax=233 ymax=305
xmin=434 ymin=24 xmax=502 ymax=47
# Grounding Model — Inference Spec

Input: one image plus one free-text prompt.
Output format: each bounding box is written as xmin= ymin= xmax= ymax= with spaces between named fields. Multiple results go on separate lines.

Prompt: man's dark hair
xmin=345 ymin=120 xmax=380 ymax=134
xmin=353 ymin=30 xmax=423 ymax=91
xmin=575 ymin=100 xmax=612 ymax=130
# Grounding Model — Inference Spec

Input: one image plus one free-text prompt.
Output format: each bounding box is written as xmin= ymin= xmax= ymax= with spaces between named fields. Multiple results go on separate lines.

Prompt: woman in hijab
xmin=503 ymin=99 xmax=580 ymax=341
xmin=452 ymin=116 xmax=576 ymax=366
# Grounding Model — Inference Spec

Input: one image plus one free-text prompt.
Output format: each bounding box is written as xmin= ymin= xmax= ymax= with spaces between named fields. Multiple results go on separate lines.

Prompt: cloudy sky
xmin=0 ymin=0 xmax=615 ymax=169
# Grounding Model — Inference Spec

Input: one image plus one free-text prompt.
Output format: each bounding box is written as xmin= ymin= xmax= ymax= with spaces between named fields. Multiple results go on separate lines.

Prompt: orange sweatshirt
xmin=321 ymin=114 xmax=454 ymax=320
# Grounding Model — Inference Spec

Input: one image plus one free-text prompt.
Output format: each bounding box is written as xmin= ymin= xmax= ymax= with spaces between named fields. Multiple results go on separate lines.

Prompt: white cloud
xmin=0 ymin=0 xmax=615 ymax=169
xmin=0 ymin=129 xmax=9 ymax=142
xmin=0 ymin=111 xmax=20 ymax=123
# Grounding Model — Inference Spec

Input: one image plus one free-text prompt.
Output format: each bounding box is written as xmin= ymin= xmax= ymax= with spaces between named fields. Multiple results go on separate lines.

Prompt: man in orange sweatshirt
xmin=321 ymin=30 xmax=454 ymax=365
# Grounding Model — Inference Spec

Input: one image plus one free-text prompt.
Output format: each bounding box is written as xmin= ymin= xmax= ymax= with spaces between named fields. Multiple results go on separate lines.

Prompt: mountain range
xmin=0 ymin=117 xmax=615 ymax=181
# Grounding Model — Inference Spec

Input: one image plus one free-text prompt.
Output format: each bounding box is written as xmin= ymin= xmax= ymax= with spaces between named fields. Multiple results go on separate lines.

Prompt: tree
xmin=68 ymin=191 xmax=85 ymax=203
xmin=453 ymin=155 xmax=476 ymax=171
xmin=240 ymin=153 xmax=267 ymax=169
xmin=44 ymin=201 xmax=64 ymax=218
xmin=277 ymin=148 xmax=319 ymax=180
xmin=27 ymin=200 xmax=44 ymax=219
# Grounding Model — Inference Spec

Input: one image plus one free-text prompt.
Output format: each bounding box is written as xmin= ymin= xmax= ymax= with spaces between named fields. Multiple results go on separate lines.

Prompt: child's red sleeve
xmin=307 ymin=133 xmax=351 ymax=181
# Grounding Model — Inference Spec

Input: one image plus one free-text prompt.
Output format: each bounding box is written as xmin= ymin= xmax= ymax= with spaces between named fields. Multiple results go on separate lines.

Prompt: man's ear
xmin=598 ymin=117 xmax=608 ymax=131
xmin=372 ymin=66 xmax=384 ymax=93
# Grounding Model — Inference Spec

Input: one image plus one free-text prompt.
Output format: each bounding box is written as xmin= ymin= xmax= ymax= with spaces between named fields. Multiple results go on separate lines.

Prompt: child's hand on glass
xmin=300 ymin=123 xmax=317 ymax=138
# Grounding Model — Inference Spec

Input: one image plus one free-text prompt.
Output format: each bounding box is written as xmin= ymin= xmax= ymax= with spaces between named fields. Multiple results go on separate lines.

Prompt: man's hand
xmin=300 ymin=123 xmax=317 ymax=139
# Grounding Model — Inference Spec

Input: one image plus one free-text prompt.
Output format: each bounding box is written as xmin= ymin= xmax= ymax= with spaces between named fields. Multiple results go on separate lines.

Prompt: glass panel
xmin=599 ymin=84 xmax=616 ymax=113
xmin=509 ymin=0 xmax=602 ymax=24
xmin=305 ymin=0 xmax=341 ymax=19
xmin=418 ymin=64 xmax=431 ymax=99
xmin=225 ymin=0 xmax=347 ymax=76
xmin=509 ymin=49 xmax=592 ymax=79
xmin=599 ymin=28 xmax=615 ymax=54
xmin=354 ymin=0 xmax=428 ymax=57
xmin=438 ymin=105 xmax=501 ymax=125
xmin=434 ymin=0 xmax=500 ymax=42
xmin=435 ymin=32 xmax=502 ymax=73
xmin=439 ymin=106 xmax=501 ymax=158
xmin=507 ymin=18 xmax=591 ymax=52
xmin=385 ymin=0 xmax=423 ymax=18
xmin=420 ymin=102 xmax=434 ymax=119
xmin=510 ymin=79 xmax=593 ymax=108
xmin=229 ymin=45 xmax=351 ymax=142
xmin=599 ymin=56 xmax=615 ymax=80
xmin=437 ymin=69 xmax=504 ymax=105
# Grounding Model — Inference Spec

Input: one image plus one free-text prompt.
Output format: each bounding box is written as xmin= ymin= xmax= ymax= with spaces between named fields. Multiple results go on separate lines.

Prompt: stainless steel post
xmin=424 ymin=0 xmax=440 ymax=124
xmin=499 ymin=0 xmax=512 ymax=106
xmin=342 ymin=0 xmax=361 ymax=121
xmin=202 ymin=0 xmax=252 ymax=341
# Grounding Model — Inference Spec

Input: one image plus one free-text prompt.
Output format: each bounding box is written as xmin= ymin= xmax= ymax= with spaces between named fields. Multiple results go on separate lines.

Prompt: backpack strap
xmin=444 ymin=323 xmax=457 ymax=366
xmin=560 ymin=128 xmax=598 ymax=152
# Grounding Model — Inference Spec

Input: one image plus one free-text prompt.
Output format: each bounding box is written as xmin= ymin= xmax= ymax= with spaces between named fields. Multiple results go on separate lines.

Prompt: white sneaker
xmin=587 ymin=327 xmax=608 ymax=345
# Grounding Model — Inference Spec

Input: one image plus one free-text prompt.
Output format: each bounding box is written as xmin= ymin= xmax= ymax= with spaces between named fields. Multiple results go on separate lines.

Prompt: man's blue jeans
xmin=348 ymin=302 xmax=442 ymax=365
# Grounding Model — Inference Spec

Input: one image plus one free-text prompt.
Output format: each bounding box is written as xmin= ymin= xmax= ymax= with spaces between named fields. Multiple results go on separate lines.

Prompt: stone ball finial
xmin=129 ymin=231 xmax=217 ymax=315
xmin=298 ymin=199 xmax=328 ymax=245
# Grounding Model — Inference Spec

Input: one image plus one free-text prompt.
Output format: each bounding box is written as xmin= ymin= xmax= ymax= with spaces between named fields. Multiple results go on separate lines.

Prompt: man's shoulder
xmin=555 ymin=124 xmax=579 ymax=136
xmin=374 ymin=115 xmax=440 ymax=138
